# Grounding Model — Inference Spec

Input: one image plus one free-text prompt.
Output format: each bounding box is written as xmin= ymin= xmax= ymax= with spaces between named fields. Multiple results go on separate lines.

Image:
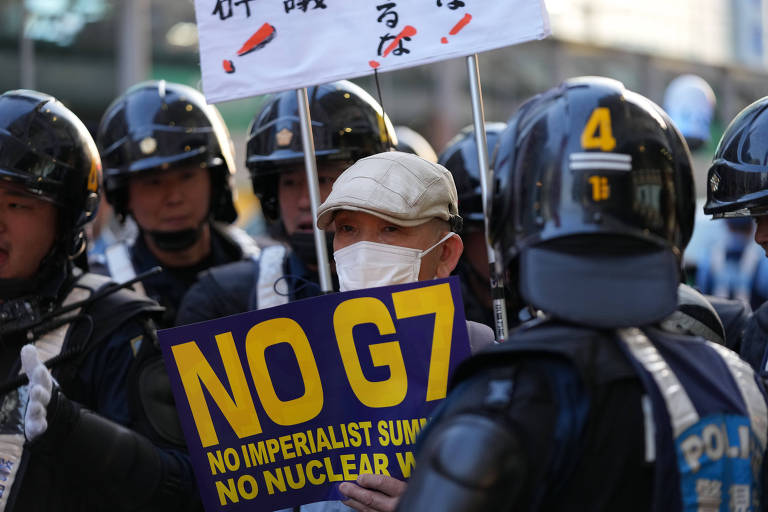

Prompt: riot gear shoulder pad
xmin=397 ymin=413 xmax=526 ymax=511
xmin=660 ymin=284 xmax=726 ymax=345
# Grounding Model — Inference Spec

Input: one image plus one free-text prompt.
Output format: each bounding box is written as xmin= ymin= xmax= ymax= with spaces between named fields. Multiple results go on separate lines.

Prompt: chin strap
xmin=146 ymin=222 xmax=206 ymax=252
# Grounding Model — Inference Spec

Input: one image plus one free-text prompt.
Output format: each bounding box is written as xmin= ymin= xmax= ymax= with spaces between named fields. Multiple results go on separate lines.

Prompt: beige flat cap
xmin=316 ymin=151 xmax=461 ymax=229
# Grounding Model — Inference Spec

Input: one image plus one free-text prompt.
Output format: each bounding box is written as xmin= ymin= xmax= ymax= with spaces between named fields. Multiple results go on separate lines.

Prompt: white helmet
xmin=663 ymin=74 xmax=716 ymax=150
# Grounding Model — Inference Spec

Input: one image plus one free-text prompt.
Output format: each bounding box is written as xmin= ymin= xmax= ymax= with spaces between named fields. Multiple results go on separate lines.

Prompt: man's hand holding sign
xmin=160 ymin=276 xmax=471 ymax=511
xmin=340 ymin=473 xmax=408 ymax=512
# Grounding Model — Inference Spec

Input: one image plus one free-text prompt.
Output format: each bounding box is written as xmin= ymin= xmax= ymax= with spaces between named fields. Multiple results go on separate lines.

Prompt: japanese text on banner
xmin=193 ymin=0 xmax=550 ymax=102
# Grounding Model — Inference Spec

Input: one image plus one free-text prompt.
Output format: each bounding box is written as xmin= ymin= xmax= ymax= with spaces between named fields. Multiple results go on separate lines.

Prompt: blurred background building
xmin=1 ymin=0 xmax=767 ymax=208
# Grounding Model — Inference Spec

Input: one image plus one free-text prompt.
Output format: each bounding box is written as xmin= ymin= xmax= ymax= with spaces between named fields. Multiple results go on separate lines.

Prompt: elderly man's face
xmin=333 ymin=210 xmax=462 ymax=280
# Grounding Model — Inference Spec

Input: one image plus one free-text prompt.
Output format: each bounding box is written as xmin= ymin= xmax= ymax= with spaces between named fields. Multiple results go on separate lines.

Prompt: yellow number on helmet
xmin=87 ymin=161 xmax=99 ymax=192
xmin=588 ymin=175 xmax=610 ymax=201
xmin=581 ymin=107 xmax=616 ymax=151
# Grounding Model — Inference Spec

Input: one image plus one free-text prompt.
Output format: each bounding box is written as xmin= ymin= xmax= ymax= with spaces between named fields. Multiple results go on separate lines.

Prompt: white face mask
xmin=334 ymin=232 xmax=455 ymax=292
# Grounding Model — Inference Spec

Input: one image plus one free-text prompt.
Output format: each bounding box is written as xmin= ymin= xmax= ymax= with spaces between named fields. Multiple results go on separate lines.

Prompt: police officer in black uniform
xmin=0 ymin=89 xmax=200 ymax=511
xmin=704 ymin=95 xmax=768 ymax=374
xmin=438 ymin=123 xmax=506 ymax=327
xmin=396 ymin=77 xmax=768 ymax=511
xmin=96 ymin=80 xmax=258 ymax=328
xmin=176 ymin=80 xmax=396 ymax=324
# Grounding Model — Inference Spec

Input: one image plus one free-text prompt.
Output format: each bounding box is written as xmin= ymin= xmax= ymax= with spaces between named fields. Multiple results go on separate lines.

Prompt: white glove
xmin=20 ymin=344 xmax=53 ymax=441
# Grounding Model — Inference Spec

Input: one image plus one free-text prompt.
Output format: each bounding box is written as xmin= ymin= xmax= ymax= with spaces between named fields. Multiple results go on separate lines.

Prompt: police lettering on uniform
xmin=396 ymin=77 xmax=768 ymax=511
xmin=704 ymin=95 xmax=768 ymax=375
xmin=96 ymin=80 xmax=258 ymax=328
xmin=0 ymin=89 xmax=201 ymax=511
xmin=175 ymin=80 xmax=396 ymax=326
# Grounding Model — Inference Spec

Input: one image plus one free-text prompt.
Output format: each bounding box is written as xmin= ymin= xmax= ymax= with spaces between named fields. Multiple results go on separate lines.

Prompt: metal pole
xmin=117 ymin=0 xmax=151 ymax=92
xmin=764 ymin=0 xmax=768 ymax=70
xmin=19 ymin=4 xmax=35 ymax=89
xmin=466 ymin=54 xmax=508 ymax=341
xmin=296 ymin=88 xmax=333 ymax=293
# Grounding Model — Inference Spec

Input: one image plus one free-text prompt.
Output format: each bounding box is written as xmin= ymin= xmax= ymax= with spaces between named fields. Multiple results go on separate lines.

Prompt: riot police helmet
xmin=246 ymin=80 xmax=396 ymax=221
xmin=0 ymin=89 xmax=101 ymax=257
xmin=703 ymin=96 xmax=768 ymax=219
xmin=663 ymin=74 xmax=716 ymax=152
xmin=438 ymin=122 xmax=506 ymax=224
xmin=491 ymin=77 xmax=695 ymax=327
xmin=97 ymin=80 xmax=237 ymax=223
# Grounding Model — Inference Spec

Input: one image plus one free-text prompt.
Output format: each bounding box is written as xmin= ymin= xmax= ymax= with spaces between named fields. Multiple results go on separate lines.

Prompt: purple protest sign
xmin=159 ymin=276 xmax=471 ymax=511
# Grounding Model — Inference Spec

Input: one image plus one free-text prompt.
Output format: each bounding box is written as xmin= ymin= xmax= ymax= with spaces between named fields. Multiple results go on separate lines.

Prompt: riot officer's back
xmin=397 ymin=77 xmax=768 ymax=511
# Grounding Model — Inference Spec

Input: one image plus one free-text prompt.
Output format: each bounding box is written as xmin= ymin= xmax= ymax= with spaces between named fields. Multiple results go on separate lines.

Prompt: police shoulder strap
xmin=256 ymin=245 xmax=289 ymax=310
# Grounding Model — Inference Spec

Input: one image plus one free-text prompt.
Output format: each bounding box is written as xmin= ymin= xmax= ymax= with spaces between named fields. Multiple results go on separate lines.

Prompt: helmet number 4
xmin=581 ymin=107 xmax=617 ymax=152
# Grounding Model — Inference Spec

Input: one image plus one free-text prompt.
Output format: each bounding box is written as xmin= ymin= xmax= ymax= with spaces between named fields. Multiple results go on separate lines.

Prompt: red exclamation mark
xmin=441 ymin=13 xmax=472 ymax=44
xmin=222 ymin=22 xmax=277 ymax=74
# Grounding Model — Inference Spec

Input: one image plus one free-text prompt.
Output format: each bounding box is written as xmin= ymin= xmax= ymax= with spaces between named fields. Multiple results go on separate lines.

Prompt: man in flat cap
xmin=314 ymin=151 xmax=495 ymax=512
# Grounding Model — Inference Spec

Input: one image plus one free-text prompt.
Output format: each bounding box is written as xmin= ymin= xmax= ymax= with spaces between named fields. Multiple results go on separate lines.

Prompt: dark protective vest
xmin=617 ymin=328 xmax=766 ymax=511
xmin=0 ymin=278 xmax=92 ymax=510
xmin=453 ymin=321 xmax=768 ymax=511
xmin=105 ymin=222 xmax=259 ymax=328
xmin=742 ymin=301 xmax=768 ymax=377
xmin=0 ymin=272 xmax=163 ymax=511
xmin=706 ymin=295 xmax=752 ymax=353
xmin=174 ymin=243 xmax=329 ymax=328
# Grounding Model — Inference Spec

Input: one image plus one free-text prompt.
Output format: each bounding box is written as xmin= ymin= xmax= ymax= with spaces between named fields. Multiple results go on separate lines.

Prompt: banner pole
xmin=296 ymin=87 xmax=334 ymax=293
xmin=466 ymin=54 xmax=508 ymax=341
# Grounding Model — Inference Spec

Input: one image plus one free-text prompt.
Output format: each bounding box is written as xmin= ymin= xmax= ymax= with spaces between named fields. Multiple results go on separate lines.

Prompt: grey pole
xmin=296 ymin=88 xmax=333 ymax=293
xmin=466 ymin=54 xmax=508 ymax=341
xmin=117 ymin=0 xmax=151 ymax=92
xmin=19 ymin=4 xmax=35 ymax=89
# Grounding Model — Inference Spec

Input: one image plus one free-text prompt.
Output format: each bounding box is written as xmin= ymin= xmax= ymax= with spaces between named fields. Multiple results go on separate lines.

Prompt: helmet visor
xmin=520 ymin=236 xmax=679 ymax=328
xmin=704 ymin=161 xmax=768 ymax=218
xmin=101 ymin=124 xmax=217 ymax=174
xmin=0 ymin=131 xmax=65 ymax=204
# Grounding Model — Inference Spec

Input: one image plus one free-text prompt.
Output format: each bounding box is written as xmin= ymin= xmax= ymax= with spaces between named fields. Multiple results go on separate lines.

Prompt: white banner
xmin=194 ymin=0 xmax=550 ymax=103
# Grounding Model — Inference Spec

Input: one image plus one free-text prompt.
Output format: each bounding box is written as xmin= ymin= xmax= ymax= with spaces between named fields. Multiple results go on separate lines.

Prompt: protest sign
xmin=159 ymin=276 xmax=472 ymax=511
xmin=194 ymin=0 xmax=550 ymax=103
